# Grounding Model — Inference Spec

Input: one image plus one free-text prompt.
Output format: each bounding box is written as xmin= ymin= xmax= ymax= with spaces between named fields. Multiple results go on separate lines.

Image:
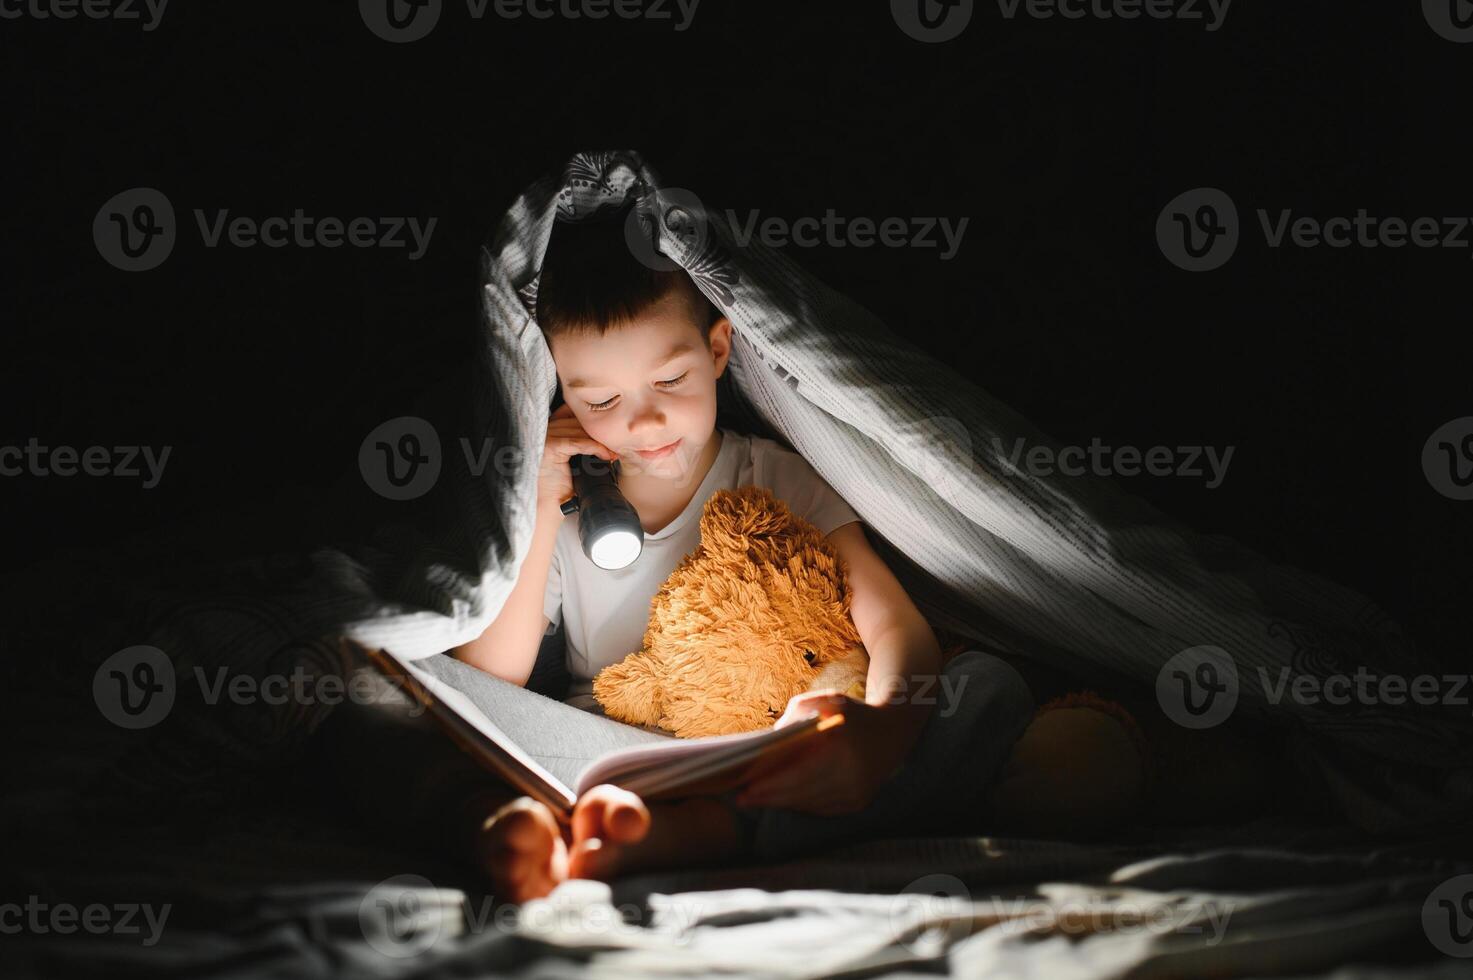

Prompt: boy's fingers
xmin=796 ymin=692 xmax=847 ymax=713
xmin=549 ymin=438 xmax=617 ymax=463
xmin=562 ymin=439 xmax=601 ymax=459
xmin=575 ymin=443 xmax=618 ymax=463
xmin=545 ymin=407 xmax=617 ymax=459
xmin=776 ymin=691 xmax=844 ymax=727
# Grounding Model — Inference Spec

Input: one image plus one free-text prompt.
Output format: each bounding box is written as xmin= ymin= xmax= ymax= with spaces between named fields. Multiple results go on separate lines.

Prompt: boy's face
xmin=550 ymin=286 xmax=732 ymax=485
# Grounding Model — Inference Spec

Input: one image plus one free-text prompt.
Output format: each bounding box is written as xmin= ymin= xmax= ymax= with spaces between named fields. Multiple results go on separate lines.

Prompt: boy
xmin=449 ymin=211 xmax=1032 ymax=902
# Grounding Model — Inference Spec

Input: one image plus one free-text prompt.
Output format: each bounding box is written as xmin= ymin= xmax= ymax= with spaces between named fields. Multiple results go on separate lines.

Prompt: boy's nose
xmin=627 ymin=404 xmax=668 ymax=436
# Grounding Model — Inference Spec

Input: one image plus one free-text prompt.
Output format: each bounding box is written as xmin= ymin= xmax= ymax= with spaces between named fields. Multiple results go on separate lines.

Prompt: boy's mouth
xmin=634 ymin=438 xmax=681 ymax=460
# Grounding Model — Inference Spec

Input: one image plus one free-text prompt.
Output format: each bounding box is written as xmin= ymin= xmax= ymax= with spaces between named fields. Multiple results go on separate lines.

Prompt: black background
xmin=3 ymin=1 xmax=1469 ymax=660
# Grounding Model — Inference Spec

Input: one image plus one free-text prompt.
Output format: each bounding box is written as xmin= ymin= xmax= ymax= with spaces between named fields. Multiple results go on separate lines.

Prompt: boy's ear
xmin=710 ymin=316 xmax=733 ymax=379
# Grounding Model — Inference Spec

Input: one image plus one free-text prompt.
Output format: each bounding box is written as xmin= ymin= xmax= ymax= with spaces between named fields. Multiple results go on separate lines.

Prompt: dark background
xmin=3 ymin=2 xmax=1469 ymax=660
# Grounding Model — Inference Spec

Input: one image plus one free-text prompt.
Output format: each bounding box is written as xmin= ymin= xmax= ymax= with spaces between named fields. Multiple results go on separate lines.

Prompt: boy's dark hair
xmin=535 ymin=206 xmax=722 ymax=345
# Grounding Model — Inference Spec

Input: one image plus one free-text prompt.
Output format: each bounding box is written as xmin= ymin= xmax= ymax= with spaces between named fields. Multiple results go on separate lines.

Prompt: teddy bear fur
xmin=593 ymin=485 xmax=870 ymax=739
xmin=590 ymin=484 xmax=1165 ymax=831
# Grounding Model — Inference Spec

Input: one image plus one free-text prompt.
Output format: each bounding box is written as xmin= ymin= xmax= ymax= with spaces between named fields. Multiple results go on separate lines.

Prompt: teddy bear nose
xmin=803 ymin=649 xmax=816 ymax=665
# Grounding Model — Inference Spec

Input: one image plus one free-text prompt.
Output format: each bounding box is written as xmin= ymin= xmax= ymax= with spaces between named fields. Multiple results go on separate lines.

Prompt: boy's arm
xmin=733 ymin=521 xmax=943 ymax=813
xmin=827 ymin=521 xmax=943 ymax=711
xmin=453 ymin=498 xmax=564 ymax=687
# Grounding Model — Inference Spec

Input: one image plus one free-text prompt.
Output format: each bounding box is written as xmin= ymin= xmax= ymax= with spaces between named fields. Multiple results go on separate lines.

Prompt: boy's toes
xmin=566 ymin=785 xmax=650 ymax=881
xmin=568 ymin=837 xmax=619 ymax=881
xmin=474 ymin=798 xmax=568 ymax=902
xmin=573 ymin=784 xmax=650 ymax=845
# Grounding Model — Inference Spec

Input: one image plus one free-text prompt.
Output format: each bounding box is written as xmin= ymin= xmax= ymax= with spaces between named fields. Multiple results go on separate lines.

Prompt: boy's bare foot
xmin=468 ymin=785 xmax=648 ymax=903
xmin=467 ymin=786 xmax=745 ymax=903
xmin=575 ymin=795 xmax=746 ymax=879
xmin=988 ymin=705 xmax=1146 ymax=838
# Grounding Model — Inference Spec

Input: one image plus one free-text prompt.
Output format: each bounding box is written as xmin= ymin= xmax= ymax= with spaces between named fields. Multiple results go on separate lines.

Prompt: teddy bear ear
xmin=698 ymin=485 xmax=796 ymax=549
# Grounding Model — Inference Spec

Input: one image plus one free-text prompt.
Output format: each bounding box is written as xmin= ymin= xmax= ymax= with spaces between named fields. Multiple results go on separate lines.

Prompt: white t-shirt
xmin=544 ymin=427 xmax=862 ymax=713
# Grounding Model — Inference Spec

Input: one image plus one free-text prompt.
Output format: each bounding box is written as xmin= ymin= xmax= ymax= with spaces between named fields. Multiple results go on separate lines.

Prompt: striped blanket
xmin=155 ymin=150 xmax=1469 ymax=834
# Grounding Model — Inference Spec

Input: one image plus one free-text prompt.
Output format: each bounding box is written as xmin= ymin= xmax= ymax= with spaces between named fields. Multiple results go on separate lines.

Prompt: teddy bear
xmin=592 ymin=484 xmax=870 ymax=739
xmin=590 ymin=483 xmax=1166 ymax=838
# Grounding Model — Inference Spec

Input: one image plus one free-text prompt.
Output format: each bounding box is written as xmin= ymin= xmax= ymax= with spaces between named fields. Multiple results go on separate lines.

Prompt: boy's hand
xmin=733 ymin=692 xmax=923 ymax=816
xmin=539 ymin=402 xmax=620 ymax=509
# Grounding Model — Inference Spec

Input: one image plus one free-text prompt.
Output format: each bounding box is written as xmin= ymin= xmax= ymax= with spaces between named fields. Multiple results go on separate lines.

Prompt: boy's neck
xmin=618 ymin=429 xmax=725 ymax=532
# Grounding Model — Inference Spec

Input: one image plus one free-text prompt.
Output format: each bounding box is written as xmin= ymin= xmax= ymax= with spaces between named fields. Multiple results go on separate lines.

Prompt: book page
xmin=362 ymin=643 xmax=841 ymax=812
xmin=576 ymin=714 xmax=840 ymax=797
xmin=372 ymin=647 xmax=580 ymax=815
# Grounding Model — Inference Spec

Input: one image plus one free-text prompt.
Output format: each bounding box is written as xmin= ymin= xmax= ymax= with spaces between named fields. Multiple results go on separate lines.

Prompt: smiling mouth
xmin=635 ymin=439 xmax=680 ymax=458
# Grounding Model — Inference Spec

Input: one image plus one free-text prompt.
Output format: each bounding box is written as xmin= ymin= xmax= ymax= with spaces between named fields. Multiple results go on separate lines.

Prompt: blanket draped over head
xmin=146 ymin=150 xmax=1469 ymax=834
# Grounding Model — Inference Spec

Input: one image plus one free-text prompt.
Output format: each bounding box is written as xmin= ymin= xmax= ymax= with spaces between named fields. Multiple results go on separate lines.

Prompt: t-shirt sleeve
xmin=543 ymin=533 xmax=564 ymax=629
xmin=758 ymin=439 xmax=862 ymax=536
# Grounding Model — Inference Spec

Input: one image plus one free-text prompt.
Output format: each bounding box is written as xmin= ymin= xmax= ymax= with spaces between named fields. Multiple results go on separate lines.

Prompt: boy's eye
xmin=583 ymin=371 xmax=689 ymax=412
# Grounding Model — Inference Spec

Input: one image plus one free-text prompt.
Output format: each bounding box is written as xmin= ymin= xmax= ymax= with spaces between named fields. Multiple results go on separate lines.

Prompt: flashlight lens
xmin=590 ymin=529 xmax=642 ymax=570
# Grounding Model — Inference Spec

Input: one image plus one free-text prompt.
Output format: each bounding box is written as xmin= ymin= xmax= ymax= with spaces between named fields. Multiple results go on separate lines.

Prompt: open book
xmin=355 ymin=640 xmax=844 ymax=824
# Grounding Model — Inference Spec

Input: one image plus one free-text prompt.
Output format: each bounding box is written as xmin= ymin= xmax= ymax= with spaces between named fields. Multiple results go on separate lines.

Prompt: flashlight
xmin=559 ymin=454 xmax=644 ymax=570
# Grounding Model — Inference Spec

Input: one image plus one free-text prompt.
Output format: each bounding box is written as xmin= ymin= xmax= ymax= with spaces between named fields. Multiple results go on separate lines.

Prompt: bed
xmin=4 ymin=546 xmax=1468 ymax=979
